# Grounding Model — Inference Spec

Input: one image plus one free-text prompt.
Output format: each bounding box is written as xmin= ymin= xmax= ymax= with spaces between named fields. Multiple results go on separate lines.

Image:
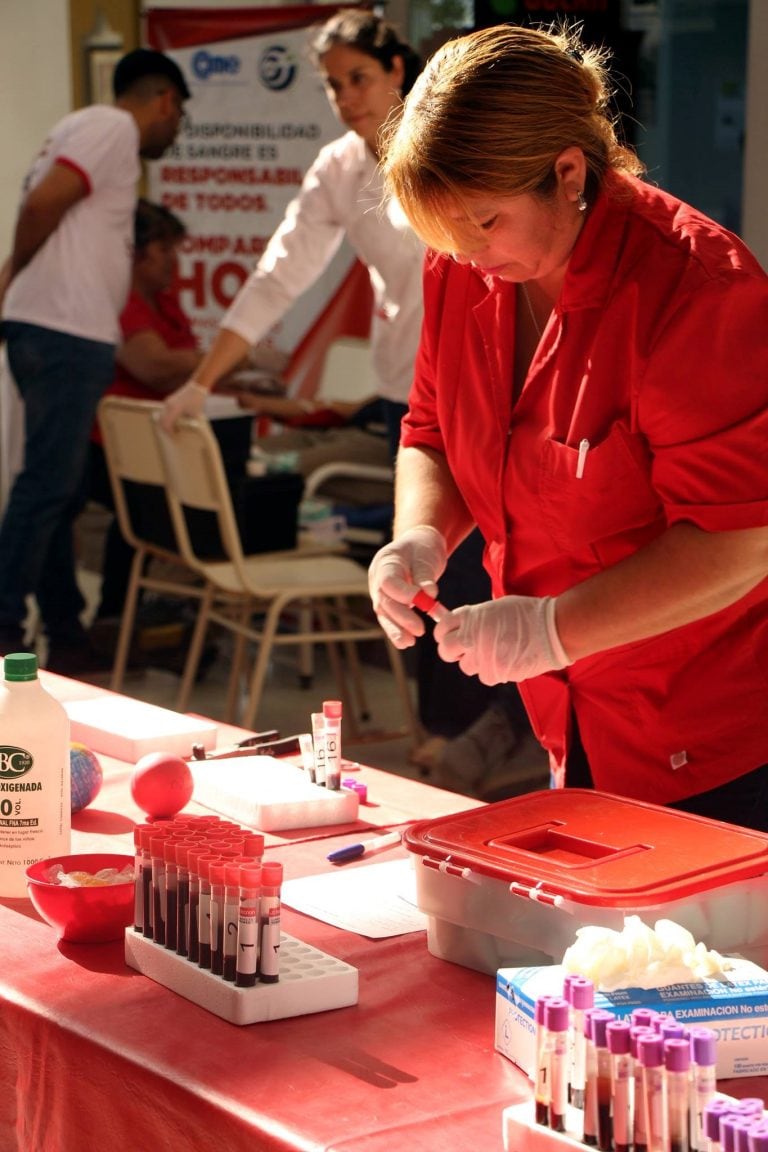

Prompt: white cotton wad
xmin=561 ymin=915 xmax=734 ymax=991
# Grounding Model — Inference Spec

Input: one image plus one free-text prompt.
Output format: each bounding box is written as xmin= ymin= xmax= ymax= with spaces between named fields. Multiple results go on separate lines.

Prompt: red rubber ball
xmin=130 ymin=752 xmax=194 ymax=819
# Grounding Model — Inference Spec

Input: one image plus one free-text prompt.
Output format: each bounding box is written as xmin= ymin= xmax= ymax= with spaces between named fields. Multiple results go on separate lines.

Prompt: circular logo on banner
xmin=258 ymin=45 xmax=297 ymax=91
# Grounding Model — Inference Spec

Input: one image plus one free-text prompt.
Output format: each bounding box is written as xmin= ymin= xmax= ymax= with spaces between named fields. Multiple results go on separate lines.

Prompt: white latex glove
xmin=368 ymin=525 xmax=448 ymax=648
xmin=160 ymin=380 xmax=209 ymax=434
xmin=433 ymin=594 xmax=572 ymax=684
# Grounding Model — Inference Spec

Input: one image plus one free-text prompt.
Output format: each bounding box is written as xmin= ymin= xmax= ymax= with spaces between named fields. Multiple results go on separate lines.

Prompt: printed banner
xmin=145 ymin=5 xmax=372 ymax=390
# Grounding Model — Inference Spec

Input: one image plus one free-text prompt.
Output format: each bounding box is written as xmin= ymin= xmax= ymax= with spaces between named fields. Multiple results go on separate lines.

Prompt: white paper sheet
xmin=282 ymin=858 xmax=427 ymax=938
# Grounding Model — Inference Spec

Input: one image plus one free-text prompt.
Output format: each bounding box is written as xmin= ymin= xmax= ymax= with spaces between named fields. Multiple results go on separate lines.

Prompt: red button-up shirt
xmin=402 ymin=172 xmax=768 ymax=803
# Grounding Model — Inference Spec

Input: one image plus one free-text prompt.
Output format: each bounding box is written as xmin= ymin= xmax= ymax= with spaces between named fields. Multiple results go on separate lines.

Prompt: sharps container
xmin=403 ymin=790 xmax=768 ymax=975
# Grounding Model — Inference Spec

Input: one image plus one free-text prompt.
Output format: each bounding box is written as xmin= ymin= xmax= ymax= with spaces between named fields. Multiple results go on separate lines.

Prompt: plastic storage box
xmin=403 ymin=790 xmax=768 ymax=975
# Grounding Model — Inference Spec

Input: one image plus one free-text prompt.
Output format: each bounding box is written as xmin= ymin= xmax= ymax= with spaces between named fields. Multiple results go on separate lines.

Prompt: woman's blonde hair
xmin=381 ymin=22 xmax=644 ymax=252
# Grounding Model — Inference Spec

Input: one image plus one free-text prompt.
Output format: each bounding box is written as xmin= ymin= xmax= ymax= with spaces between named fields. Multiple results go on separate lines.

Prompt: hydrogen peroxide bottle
xmin=0 ymin=653 xmax=71 ymax=897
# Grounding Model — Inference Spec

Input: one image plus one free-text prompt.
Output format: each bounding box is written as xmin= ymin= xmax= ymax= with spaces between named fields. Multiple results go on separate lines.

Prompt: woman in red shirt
xmin=368 ymin=24 xmax=768 ymax=829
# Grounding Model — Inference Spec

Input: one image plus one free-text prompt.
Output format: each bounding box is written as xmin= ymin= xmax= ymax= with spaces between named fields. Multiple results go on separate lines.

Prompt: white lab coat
xmin=221 ymin=131 xmax=425 ymax=404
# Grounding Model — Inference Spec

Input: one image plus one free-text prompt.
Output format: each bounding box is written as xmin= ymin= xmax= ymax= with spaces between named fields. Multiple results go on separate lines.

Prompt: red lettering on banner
xmin=176 ymin=259 xmax=249 ymax=310
xmin=161 ymin=192 xmax=189 ymax=211
xmin=212 ymin=262 xmax=249 ymax=307
xmin=175 ymin=261 xmax=207 ymax=308
xmin=194 ymin=192 xmax=268 ymax=212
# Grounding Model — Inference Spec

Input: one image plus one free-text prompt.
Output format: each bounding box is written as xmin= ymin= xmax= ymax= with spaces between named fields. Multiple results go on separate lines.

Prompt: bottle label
xmin=0 ymin=746 xmax=34 ymax=776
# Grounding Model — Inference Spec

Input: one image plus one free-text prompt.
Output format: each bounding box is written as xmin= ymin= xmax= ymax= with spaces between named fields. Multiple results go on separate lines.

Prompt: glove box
xmin=403 ymin=789 xmax=768 ymax=975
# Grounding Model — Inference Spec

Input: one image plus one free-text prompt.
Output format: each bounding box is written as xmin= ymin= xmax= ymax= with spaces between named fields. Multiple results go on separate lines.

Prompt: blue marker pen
xmin=327 ymin=830 xmax=401 ymax=863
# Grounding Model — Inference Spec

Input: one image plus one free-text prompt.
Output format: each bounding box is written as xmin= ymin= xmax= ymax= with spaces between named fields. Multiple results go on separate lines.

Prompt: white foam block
xmin=190 ymin=755 xmax=359 ymax=830
xmin=64 ymin=697 xmax=217 ymax=761
xmin=124 ymin=930 xmax=358 ymax=1024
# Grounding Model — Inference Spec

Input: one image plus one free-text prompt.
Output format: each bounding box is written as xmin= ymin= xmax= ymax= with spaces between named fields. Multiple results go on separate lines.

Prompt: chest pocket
xmin=537 ymin=421 xmax=663 ymax=554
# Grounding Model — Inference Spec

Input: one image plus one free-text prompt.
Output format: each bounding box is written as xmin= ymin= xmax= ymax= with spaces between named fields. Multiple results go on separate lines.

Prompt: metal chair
xmin=147 ymin=402 xmax=417 ymax=741
xmin=97 ymin=395 xmax=211 ymax=694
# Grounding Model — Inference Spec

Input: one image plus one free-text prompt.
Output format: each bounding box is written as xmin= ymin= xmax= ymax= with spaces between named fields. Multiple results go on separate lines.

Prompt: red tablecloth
xmin=1 ymin=674 xmax=764 ymax=1151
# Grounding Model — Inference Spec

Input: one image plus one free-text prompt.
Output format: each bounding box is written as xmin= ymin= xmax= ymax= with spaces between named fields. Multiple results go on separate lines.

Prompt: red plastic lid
xmin=240 ymin=866 xmax=262 ymax=890
xmin=261 ymin=861 xmax=283 ymax=888
xmin=323 ymin=700 xmax=343 ymax=720
xmin=403 ymin=789 xmax=768 ymax=907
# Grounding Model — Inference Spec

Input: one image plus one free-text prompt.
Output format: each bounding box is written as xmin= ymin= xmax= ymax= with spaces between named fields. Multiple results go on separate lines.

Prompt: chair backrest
xmin=97 ymin=396 xmax=177 ymax=556
xmin=154 ymin=414 xmax=248 ymax=575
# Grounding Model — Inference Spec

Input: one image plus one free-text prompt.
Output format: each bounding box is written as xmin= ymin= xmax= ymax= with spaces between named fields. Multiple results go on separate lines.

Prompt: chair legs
xmin=110 ymin=548 xmax=145 ymax=693
xmin=174 ymin=582 xmax=216 ymax=715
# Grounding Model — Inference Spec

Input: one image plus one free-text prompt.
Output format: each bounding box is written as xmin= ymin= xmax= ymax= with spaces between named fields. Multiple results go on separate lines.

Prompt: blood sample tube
xmin=631 ymin=1026 xmax=656 ymax=1152
xmin=235 ymin=865 xmax=262 ymax=988
xmin=689 ymin=1028 xmax=717 ymax=1152
xmin=703 ymin=1100 xmax=741 ymax=1152
xmin=196 ymin=853 xmax=219 ymax=970
xmin=222 ymin=863 xmax=241 ymax=982
xmin=638 ymin=1034 xmax=668 ymax=1152
xmin=163 ymin=839 xmax=179 ymax=951
xmin=606 ymin=1020 xmax=634 ymax=1152
xmin=748 ymin=1122 xmax=768 ymax=1152
xmin=534 ymin=995 xmax=554 ymax=1127
xmin=546 ymin=998 xmax=571 ymax=1133
xmin=258 ymin=860 xmax=283 ymax=983
xmin=150 ymin=833 xmax=170 ymax=946
xmin=209 ymin=860 xmax=226 ymax=976
xmin=311 ymin=712 xmax=327 ymax=786
xmin=664 ymin=1038 xmax=691 ymax=1152
xmin=583 ymin=1010 xmax=600 ymax=1148
xmin=592 ymin=1010 xmax=614 ymax=1152
xmin=569 ymin=977 xmax=594 ymax=1110
xmin=322 ymin=699 xmax=342 ymax=790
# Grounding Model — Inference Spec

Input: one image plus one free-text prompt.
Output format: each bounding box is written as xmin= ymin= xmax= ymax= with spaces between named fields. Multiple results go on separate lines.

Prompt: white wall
xmin=741 ymin=0 xmax=768 ymax=269
xmin=0 ymin=2 xmax=71 ymax=257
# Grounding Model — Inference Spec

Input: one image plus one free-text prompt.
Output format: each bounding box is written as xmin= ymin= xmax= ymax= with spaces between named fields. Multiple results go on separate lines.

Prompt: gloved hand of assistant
xmin=160 ymin=380 xmax=208 ymax=434
xmin=433 ymin=594 xmax=572 ymax=684
xmin=368 ymin=525 xmax=448 ymax=648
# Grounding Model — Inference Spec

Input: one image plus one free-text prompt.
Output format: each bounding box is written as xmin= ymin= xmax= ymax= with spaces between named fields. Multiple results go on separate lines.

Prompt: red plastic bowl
xmin=25 ymin=853 xmax=135 ymax=944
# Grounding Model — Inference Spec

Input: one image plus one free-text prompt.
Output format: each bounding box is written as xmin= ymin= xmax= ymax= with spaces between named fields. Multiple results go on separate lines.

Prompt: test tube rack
xmin=502 ymin=1101 xmax=587 ymax=1151
xmin=188 ymin=756 xmax=359 ymax=831
xmin=125 ymin=930 xmax=359 ymax=1025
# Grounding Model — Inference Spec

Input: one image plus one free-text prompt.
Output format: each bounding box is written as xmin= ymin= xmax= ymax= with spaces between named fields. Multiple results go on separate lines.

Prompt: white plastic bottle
xmin=0 ymin=653 xmax=71 ymax=897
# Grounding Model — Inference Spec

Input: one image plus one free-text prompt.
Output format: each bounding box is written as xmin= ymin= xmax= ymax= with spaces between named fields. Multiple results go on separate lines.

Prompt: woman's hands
xmin=368 ymin=525 xmax=448 ymax=647
xmin=434 ymin=595 xmax=572 ymax=684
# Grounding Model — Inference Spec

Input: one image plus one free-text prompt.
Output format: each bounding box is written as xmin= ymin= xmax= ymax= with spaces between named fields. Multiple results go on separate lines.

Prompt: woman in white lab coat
xmin=161 ymin=8 xmax=424 ymax=450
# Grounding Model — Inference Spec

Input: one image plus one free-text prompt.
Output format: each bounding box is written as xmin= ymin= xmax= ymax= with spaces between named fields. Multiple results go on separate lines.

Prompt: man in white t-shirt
xmin=0 ymin=49 xmax=189 ymax=675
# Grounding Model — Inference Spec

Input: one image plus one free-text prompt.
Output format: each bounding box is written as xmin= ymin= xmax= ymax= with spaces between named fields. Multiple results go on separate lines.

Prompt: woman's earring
xmin=577 ymin=191 xmax=588 ymax=213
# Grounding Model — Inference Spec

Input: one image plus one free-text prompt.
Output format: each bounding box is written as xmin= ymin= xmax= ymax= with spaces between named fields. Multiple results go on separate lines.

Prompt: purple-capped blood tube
xmin=638 ymin=1034 xmax=668 ymax=1152
xmin=534 ymin=995 xmax=555 ymax=1127
xmin=747 ymin=1121 xmax=768 ymax=1152
xmin=545 ymin=998 xmax=570 ymax=1133
xmin=664 ymin=1038 xmax=690 ymax=1152
xmin=569 ymin=977 xmax=594 ymax=1110
xmin=606 ymin=1020 xmax=633 ymax=1152
xmin=689 ymin=1028 xmax=717 ymax=1152
xmin=591 ymin=1009 xmax=615 ymax=1152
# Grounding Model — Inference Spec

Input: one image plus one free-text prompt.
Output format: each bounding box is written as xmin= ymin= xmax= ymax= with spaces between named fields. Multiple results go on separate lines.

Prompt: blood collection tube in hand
xmin=410 ymin=589 xmax=449 ymax=621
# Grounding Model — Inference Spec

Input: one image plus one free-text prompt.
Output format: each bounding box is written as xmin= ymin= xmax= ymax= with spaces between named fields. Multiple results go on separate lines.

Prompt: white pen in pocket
xmin=576 ymin=438 xmax=590 ymax=479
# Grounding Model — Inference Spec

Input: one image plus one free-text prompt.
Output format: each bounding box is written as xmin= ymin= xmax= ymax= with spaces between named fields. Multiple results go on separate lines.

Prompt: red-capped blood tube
xmin=222 ymin=863 xmax=241 ymax=982
xmin=235 ymin=865 xmax=262 ymax=988
xmin=258 ymin=861 xmax=283 ymax=983
xmin=323 ymin=700 xmax=342 ymax=790
xmin=209 ymin=861 xmax=227 ymax=976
